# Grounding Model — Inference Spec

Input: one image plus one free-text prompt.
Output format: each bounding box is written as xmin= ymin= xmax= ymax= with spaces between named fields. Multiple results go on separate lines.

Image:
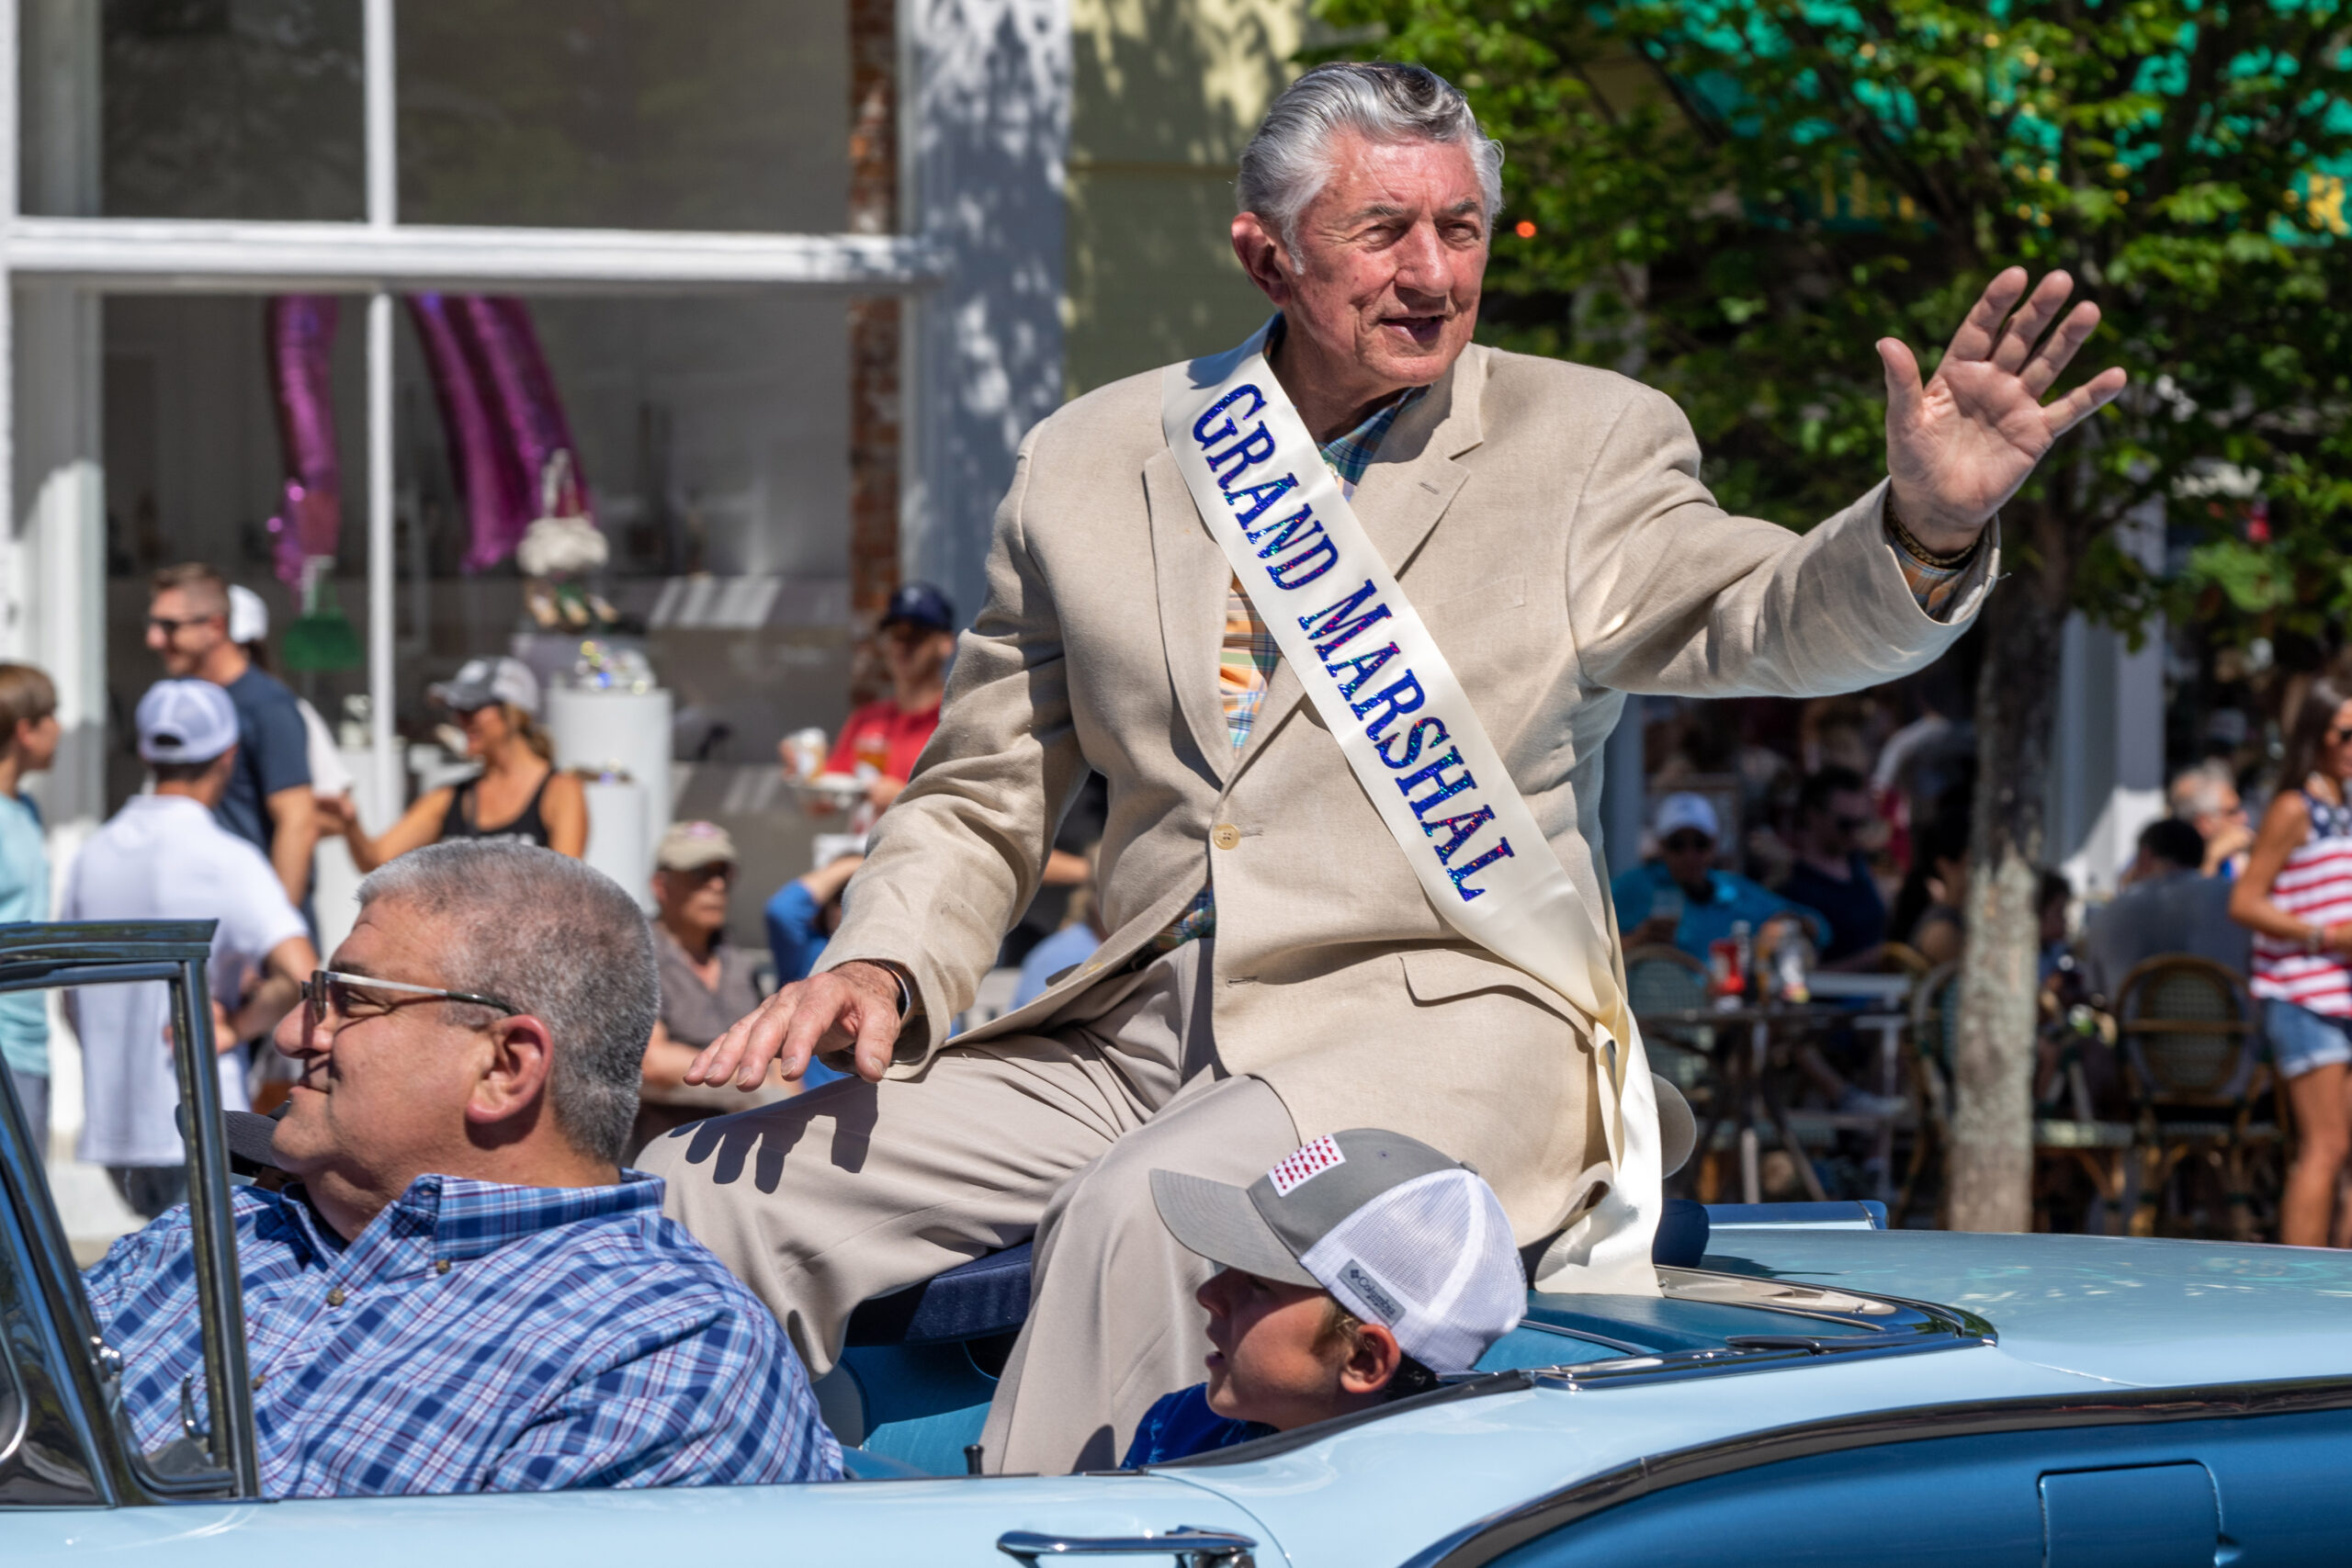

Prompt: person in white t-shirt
xmin=62 ymin=680 xmax=318 ymax=1219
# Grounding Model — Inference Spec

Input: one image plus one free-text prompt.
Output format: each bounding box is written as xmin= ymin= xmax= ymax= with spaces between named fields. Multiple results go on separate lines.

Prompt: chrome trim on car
xmin=1398 ymin=1374 xmax=2352 ymax=1568
xmin=996 ymin=1525 xmax=1257 ymax=1565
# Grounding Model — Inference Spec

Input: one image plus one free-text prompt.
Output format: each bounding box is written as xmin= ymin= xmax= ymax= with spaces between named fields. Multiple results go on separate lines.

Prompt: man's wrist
xmin=842 ymin=959 xmax=918 ymax=1019
xmin=1884 ymin=485 xmax=1984 ymax=567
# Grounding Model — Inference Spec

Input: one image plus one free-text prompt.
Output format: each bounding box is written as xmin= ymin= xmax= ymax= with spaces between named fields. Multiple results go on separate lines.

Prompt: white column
xmin=14 ymin=0 xmax=103 ymax=846
xmin=363 ymin=0 xmax=400 ymax=816
xmin=1600 ymin=694 xmax=1646 ymax=886
xmin=0 ymin=0 xmax=15 ymax=663
xmin=905 ymin=0 xmax=1069 ymax=623
xmin=2052 ymin=499 xmax=2167 ymax=898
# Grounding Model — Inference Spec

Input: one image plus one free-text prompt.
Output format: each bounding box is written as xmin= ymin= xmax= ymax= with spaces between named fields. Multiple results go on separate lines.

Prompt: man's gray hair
xmin=1237 ymin=62 xmax=1504 ymax=260
xmin=2169 ymin=759 xmax=2235 ymax=819
xmin=356 ymin=840 xmax=658 ymax=1167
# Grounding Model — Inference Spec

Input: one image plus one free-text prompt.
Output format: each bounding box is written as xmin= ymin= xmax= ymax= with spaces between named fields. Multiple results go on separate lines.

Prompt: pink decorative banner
xmin=270 ymin=293 xmax=596 ymax=577
xmin=408 ymin=294 xmax=533 ymax=573
xmin=263 ymin=296 xmax=345 ymax=590
xmin=459 ymin=296 xmax=593 ymax=535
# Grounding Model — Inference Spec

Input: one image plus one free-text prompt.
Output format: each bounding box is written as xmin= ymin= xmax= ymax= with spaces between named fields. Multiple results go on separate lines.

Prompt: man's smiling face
xmin=1275 ymin=130 xmax=1489 ymax=393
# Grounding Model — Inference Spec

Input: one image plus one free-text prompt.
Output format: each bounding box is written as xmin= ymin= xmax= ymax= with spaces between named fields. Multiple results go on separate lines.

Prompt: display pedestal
xmin=548 ymin=684 xmax=673 ymax=899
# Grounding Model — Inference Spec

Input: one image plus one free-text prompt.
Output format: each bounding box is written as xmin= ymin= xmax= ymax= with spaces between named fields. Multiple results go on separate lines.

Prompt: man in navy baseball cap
xmin=879 ymin=581 xmax=955 ymax=636
xmin=800 ymin=582 xmax=958 ymax=829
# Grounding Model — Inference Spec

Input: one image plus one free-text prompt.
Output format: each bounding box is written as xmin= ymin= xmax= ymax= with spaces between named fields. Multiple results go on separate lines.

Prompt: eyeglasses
xmin=300 ymin=970 xmax=521 ymax=1039
xmin=1831 ymin=814 xmax=1873 ymax=833
xmin=146 ymin=614 xmax=217 ymax=637
xmin=2329 ymin=725 xmax=2352 ymax=747
xmin=1661 ymin=832 xmax=1714 ymax=853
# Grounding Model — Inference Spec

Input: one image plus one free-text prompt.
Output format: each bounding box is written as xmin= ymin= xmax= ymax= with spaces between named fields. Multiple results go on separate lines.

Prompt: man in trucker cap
xmin=1125 ymin=1128 xmax=1525 ymax=1465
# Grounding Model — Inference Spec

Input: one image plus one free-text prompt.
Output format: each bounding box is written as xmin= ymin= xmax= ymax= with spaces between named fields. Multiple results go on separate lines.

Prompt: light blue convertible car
xmin=2 ymin=925 xmax=2348 ymax=1565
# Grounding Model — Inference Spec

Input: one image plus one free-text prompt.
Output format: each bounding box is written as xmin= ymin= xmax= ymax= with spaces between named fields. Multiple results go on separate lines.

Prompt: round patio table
xmin=1636 ymin=999 xmax=1905 ymax=1206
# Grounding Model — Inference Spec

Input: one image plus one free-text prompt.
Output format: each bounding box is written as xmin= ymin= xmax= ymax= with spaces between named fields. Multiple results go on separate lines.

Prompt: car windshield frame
xmin=0 ymin=920 xmax=259 ymax=1503
xmin=1142 ymin=1265 xmax=1996 ymax=1472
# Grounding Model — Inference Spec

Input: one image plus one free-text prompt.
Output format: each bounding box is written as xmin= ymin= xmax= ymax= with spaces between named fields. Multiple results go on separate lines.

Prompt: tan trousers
xmin=638 ymin=941 xmax=1301 ymax=1474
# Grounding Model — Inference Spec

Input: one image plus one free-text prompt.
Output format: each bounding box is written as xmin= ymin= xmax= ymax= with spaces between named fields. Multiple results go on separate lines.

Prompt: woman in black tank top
xmin=325 ymin=658 xmax=588 ymax=870
xmin=438 ymin=768 xmax=557 ymax=847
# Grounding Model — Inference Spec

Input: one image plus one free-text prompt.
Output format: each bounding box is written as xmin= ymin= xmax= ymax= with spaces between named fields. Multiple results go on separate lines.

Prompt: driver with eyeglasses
xmin=79 ymin=837 xmax=842 ymax=1496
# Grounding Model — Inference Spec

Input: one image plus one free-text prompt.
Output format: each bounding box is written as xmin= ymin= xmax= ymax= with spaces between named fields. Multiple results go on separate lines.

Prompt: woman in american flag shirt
xmin=2233 ymin=676 xmax=2352 ymax=1247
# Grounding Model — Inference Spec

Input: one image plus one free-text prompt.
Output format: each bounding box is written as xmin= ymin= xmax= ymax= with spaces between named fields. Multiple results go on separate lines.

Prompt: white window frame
xmin=0 ymin=0 xmax=939 ymax=811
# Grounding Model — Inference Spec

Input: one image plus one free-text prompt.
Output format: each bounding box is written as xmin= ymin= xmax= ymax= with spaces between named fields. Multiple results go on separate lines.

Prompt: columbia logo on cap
xmin=1266 ymin=1135 xmax=1345 ymax=1196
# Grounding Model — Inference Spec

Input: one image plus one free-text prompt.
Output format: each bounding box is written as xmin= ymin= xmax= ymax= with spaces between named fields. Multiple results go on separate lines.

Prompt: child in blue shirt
xmin=0 ymin=663 xmax=57 ymax=1152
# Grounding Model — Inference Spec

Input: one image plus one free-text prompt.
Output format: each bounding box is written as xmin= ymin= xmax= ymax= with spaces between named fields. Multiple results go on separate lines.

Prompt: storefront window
xmin=23 ymin=0 xmax=367 ymax=221
xmin=100 ymin=289 xmax=852 ymax=808
xmin=396 ymin=0 xmax=849 ymax=232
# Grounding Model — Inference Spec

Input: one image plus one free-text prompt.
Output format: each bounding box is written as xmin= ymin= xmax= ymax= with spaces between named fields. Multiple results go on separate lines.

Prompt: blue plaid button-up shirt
xmin=83 ymin=1172 xmax=841 ymax=1496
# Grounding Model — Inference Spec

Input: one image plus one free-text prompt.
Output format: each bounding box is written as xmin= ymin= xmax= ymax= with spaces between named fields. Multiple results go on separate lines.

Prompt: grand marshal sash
xmin=1162 ymin=323 xmax=1661 ymax=1294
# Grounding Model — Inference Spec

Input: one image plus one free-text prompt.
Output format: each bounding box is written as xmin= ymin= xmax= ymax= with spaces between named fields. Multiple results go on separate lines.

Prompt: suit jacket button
xmin=1211 ymin=824 xmax=1241 ymax=851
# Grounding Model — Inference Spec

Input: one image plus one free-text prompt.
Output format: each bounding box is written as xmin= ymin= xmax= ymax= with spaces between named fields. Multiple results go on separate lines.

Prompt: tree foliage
xmin=1317 ymin=0 xmax=2352 ymax=635
xmin=1320 ymin=0 xmax=2352 ymax=1226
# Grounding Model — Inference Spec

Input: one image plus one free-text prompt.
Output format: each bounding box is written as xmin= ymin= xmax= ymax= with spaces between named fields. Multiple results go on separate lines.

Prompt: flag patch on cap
xmin=1266 ymin=1135 xmax=1345 ymax=1196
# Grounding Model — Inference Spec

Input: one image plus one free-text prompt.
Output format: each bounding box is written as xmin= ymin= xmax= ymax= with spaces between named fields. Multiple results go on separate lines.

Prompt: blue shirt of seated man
xmin=94 ymin=837 xmax=843 ymax=1496
xmin=1611 ymin=794 xmax=1826 ymax=964
xmin=1611 ymin=859 xmax=1828 ymax=964
xmin=84 ymin=1171 xmax=839 ymax=1495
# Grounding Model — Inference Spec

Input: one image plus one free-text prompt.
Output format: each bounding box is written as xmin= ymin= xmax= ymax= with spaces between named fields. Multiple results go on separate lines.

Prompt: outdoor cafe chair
xmin=2115 ymin=955 xmax=2286 ymax=1242
xmin=2030 ymin=1001 xmax=2138 ymax=1237
xmin=1891 ymin=960 xmax=1961 ymax=1227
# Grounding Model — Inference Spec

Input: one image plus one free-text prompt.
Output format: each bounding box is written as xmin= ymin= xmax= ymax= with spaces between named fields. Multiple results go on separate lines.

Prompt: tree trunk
xmin=1948 ymin=508 xmax=2075 ymax=1232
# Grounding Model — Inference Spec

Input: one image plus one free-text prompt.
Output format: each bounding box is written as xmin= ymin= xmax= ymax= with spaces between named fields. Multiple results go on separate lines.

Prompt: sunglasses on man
xmin=299 ymin=971 xmax=521 ymax=1039
xmin=146 ymin=613 xmax=220 ymax=637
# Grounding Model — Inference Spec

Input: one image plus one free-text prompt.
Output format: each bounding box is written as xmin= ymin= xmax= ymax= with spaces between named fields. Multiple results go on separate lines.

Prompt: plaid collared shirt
xmin=82 ymin=1172 xmax=841 ymax=1496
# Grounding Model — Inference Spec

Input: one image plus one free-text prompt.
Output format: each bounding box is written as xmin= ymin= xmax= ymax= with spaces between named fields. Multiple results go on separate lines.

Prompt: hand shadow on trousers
xmin=659 ymin=1074 xmax=878 ymax=1194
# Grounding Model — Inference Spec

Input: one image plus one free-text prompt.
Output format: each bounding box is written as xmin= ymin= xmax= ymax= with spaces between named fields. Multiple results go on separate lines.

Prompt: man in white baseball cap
xmin=1611 ymin=790 xmax=1826 ymax=963
xmin=1124 ymin=1128 xmax=1525 ymax=1465
xmin=61 ymin=681 xmax=317 ymax=1217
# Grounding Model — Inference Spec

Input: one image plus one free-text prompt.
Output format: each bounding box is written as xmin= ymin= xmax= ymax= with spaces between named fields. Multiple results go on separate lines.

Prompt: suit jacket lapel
xmin=1226 ymin=347 xmax=1490 ymax=784
xmin=1145 ymin=447 xmax=1238 ymax=783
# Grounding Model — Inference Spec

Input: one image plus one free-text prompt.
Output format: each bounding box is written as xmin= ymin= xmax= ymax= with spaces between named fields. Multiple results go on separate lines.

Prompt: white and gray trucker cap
xmin=1150 ymin=1130 xmax=1524 ymax=1376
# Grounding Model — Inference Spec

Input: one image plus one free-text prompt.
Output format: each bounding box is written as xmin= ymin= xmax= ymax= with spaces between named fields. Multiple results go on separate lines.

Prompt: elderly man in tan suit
xmin=645 ymin=62 xmax=2122 ymax=1472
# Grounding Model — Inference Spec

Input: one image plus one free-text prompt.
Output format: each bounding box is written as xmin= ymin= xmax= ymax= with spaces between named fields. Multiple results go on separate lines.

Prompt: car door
xmin=1402 ymin=1401 xmax=2352 ymax=1568
xmin=0 ymin=1471 xmax=1283 ymax=1568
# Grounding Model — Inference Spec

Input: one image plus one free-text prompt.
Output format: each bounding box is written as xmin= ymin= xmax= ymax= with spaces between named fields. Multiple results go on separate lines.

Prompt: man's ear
xmin=1230 ymin=211 xmax=1296 ymax=307
xmin=468 ymin=1013 xmax=557 ymax=1131
xmin=1338 ymin=1319 xmax=1405 ymax=1397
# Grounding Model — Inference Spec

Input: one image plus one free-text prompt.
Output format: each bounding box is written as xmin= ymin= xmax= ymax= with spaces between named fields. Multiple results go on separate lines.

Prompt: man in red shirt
xmin=812 ymin=582 xmax=956 ymax=827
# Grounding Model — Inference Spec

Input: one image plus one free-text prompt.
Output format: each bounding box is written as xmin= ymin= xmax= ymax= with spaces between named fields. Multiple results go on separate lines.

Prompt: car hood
xmin=1701 ymin=1228 xmax=2352 ymax=1387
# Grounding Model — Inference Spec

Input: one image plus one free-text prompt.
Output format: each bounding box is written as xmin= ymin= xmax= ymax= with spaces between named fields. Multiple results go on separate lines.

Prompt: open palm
xmin=1879 ymin=267 xmax=2128 ymax=549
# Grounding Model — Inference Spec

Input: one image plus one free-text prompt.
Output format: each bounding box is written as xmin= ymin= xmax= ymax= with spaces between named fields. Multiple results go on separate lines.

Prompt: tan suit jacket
xmin=820 ymin=344 xmax=1993 ymax=1240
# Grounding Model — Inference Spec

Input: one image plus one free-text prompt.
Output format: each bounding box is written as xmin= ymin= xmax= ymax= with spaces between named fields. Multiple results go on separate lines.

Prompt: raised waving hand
xmin=1878 ymin=266 xmax=2128 ymax=552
